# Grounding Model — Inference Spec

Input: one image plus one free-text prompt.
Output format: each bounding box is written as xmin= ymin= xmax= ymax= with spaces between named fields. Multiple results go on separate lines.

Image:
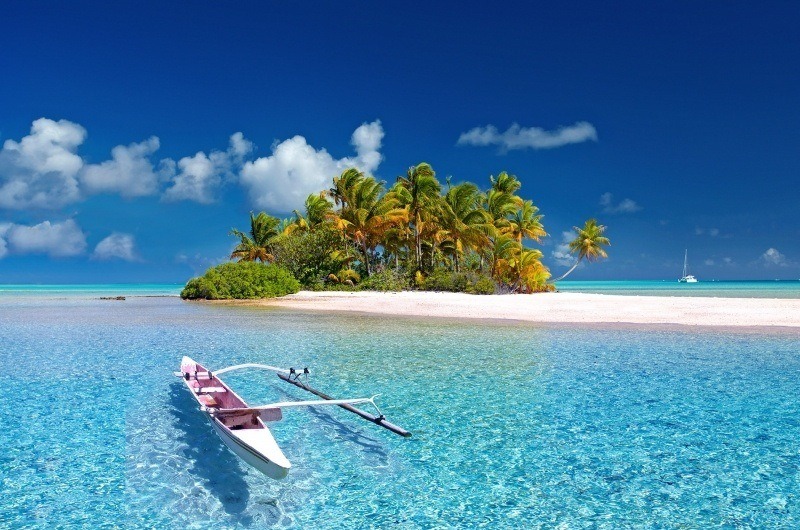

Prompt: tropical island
xmin=181 ymin=163 xmax=609 ymax=299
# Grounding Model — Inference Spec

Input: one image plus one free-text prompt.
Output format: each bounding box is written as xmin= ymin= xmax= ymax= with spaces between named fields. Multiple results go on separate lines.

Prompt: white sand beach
xmin=236 ymin=291 xmax=800 ymax=328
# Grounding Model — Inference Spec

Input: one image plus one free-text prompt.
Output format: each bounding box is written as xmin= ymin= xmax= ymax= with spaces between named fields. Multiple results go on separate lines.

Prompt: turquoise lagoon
xmin=2 ymin=289 xmax=799 ymax=528
xmin=556 ymin=280 xmax=800 ymax=298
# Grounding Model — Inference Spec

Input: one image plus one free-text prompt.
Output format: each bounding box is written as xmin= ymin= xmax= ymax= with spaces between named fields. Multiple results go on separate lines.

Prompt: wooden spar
xmin=277 ymin=373 xmax=412 ymax=438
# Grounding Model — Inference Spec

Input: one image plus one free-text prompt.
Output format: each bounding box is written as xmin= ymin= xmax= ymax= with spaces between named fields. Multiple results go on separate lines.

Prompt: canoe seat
xmin=196 ymin=387 xmax=226 ymax=394
xmin=225 ymin=413 xmax=256 ymax=428
xmin=198 ymin=394 xmax=218 ymax=407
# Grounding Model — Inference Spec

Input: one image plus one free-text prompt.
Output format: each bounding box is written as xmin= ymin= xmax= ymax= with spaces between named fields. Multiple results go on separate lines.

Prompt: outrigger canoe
xmin=177 ymin=356 xmax=410 ymax=480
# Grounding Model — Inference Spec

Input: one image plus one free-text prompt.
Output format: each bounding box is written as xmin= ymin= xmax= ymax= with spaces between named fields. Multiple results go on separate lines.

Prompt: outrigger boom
xmin=278 ymin=372 xmax=412 ymax=438
xmin=209 ymin=362 xmax=412 ymax=438
xmin=220 ymin=395 xmax=382 ymax=414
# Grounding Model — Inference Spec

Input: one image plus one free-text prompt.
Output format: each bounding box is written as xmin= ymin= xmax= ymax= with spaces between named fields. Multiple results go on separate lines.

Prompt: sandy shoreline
xmin=217 ymin=291 xmax=800 ymax=328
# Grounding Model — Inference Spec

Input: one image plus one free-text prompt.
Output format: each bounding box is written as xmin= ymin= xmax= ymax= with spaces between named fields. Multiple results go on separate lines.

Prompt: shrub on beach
xmin=421 ymin=269 xmax=497 ymax=295
xmin=271 ymin=226 xmax=346 ymax=287
xmin=359 ymin=269 xmax=411 ymax=292
xmin=181 ymin=262 xmax=300 ymax=300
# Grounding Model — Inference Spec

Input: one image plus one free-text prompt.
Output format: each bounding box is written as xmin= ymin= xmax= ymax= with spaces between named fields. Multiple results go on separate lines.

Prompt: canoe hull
xmin=208 ymin=414 xmax=290 ymax=480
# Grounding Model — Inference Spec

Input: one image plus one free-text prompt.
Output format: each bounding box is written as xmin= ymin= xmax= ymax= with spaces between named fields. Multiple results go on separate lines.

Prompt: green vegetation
xmin=209 ymin=163 xmax=609 ymax=296
xmin=359 ymin=269 xmax=408 ymax=291
xmin=181 ymin=261 xmax=300 ymax=299
xmin=421 ymin=269 xmax=496 ymax=294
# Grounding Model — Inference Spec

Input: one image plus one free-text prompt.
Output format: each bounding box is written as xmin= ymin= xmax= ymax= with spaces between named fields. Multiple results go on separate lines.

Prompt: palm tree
xmin=286 ymin=193 xmax=333 ymax=233
xmin=490 ymin=171 xmax=522 ymax=196
xmin=394 ymin=163 xmax=441 ymax=268
xmin=489 ymin=234 xmax=519 ymax=283
xmin=502 ymin=199 xmax=546 ymax=281
xmin=551 ymin=219 xmax=610 ymax=281
xmin=328 ymin=168 xmax=364 ymax=209
xmin=480 ymin=174 xmax=524 ymax=273
xmin=483 ymin=188 xmax=519 ymax=228
xmin=335 ymin=177 xmax=406 ymax=275
xmin=438 ymin=182 xmax=491 ymax=271
xmin=503 ymin=200 xmax=546 ymax=245
xmin=230 ymin=212 xmax=281 ymax=262
xmin=513 ymin=248 xmax=550 ymax=293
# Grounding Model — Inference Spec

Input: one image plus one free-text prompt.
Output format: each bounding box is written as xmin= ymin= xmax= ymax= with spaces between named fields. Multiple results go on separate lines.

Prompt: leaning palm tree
xmin=551 ymin=219 xmax=610 ymax=281
xmin=394 ymin=163 xmax=441 ymax=268
xmin=230 ymin=211 xmax=281 ymax=262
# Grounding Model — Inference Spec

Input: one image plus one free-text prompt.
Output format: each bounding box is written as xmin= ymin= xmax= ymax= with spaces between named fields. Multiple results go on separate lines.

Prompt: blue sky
xmin=1 ymin=1 xmax=798 ymax=282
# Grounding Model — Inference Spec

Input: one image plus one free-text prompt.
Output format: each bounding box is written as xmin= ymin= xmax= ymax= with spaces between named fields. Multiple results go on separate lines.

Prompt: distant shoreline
xmin=210 ymin=290 xmax=800 ymax=328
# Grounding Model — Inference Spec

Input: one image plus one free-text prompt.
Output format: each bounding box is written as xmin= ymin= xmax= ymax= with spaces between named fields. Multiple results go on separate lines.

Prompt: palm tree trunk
xmin=361 ymin=240 xmax=372 ymax=275
xmin=552 ymin=259 xmax=581 ymax=282
xmin=414 ymin=212 xmax=421 ymax=269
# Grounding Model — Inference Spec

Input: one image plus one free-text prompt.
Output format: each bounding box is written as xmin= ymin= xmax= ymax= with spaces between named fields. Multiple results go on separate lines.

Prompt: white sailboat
xmin=678 ymin=249 xmax=698 ymax=283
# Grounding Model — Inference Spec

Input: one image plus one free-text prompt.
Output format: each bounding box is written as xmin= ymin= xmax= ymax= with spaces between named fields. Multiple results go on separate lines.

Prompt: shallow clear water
xmin=556 ymin=280 xmax=800 ymax=298
xmin=0 ymin=283 xmax=183 ymax=297
xmin=2 ymin=295 xmax=799 ymax=528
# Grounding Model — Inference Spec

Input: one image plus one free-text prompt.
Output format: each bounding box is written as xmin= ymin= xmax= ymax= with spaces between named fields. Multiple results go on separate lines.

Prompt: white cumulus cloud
xmin=760 ymin=248 xmax=788 ymax=267
xmin=600 ymin=192 xmax=642 ymax=214
xmin=92 ymin=233 xmax=139 ymax=261
xmin=163 ymin=132 xmax=254 ymax=204
xmin=0 ymin=118 xmax=176 ymax=207
xmin=457 ymin=121 xmax=597 ymax=151
xmin=0 ymin=118 xmax=86 ymax=209
xmin=240 ymin=120 xmax=384 ymax=212
xmin=551 ymin=230 xmax=576 ymax=267
xmin=4 ymin=219 xmax=87 ymax=257
xmin=80 ymin=137 xmax=169 ymax=197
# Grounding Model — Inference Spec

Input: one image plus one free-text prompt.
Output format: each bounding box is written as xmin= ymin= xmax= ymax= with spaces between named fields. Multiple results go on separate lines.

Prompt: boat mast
xmin=683 ymin=249 xmax=688 ymax=277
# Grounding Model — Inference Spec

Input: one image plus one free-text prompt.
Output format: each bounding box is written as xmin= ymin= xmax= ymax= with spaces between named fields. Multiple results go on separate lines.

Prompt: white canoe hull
xmin=181 ymin=356 xmax=291 ymax=480
xmin=208 ymin=413 xmax=290 ymax=480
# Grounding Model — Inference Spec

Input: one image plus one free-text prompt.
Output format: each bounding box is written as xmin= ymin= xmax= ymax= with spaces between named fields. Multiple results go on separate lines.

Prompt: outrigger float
xmin=176 ymin=356 xmax=411 ymax=480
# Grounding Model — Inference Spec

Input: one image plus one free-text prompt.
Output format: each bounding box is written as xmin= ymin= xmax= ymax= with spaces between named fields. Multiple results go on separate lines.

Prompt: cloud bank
xmin=81 ymin=137 xmax=167 ymax=197
xmin=0 ymin=219 xmax=87 ymax=257
xmin=458 ymin=122 xmax=597 ymax=151
xmin=163 ymin=132 xmax=254 ymax=204
xmin=1 ymin=118 xmax=381 ymax=212
xmin=240 ymin=120 xmax=384 ymax=212
xmin=0 ymin=118 xmax=258 ymax=208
